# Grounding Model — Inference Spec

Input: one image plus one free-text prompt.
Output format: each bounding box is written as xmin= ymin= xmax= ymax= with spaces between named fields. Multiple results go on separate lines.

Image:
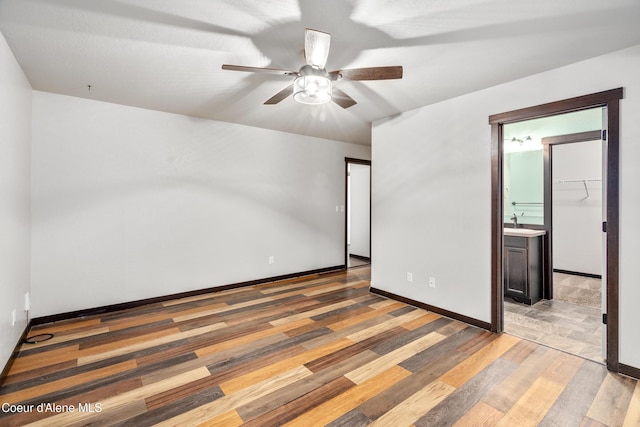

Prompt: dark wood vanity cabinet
xmin=504 ymin=234 xmax=542 ymax=305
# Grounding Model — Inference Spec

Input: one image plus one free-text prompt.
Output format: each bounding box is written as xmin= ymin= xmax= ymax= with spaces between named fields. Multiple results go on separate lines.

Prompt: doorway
xmin=502 ymin=116 xmax=605 ymax=363
xmin=345 ymin=158 xmax=371 ymax=269
xmin=489 ymin=88 xmax=623 ymax=372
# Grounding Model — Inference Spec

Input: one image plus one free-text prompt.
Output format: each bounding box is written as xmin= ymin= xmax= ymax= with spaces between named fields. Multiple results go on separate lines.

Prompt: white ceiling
xmin=1 ymin=0 xmax=639 ymax=145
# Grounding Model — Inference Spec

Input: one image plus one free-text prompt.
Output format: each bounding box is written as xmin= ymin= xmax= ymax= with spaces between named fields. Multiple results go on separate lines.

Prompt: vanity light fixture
xmin=509 ymin=136 xmax=532 ymax=144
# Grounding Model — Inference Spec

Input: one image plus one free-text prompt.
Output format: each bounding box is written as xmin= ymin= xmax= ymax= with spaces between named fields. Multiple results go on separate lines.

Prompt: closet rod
xmin=553 ymin=178 xmax=601 ymax=184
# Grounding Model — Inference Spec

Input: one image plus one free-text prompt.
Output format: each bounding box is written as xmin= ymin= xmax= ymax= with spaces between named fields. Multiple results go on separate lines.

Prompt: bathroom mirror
xmin=504 ymin=148 xmax=544 ymax=225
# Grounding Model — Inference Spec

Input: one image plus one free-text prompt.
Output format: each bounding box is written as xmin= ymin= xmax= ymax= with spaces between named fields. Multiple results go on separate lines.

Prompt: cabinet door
xmin=504 ymin=247 xmax=528 ymax=297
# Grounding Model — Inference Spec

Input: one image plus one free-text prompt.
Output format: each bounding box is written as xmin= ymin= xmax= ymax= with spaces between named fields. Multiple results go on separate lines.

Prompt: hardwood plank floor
xmin=0 ymin=266 xmax=638 ymax=426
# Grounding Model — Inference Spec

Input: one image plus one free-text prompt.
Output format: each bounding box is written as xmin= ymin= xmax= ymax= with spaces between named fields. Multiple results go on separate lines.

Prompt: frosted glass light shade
xmin=293 ymin=75 xmax=332 ymax=105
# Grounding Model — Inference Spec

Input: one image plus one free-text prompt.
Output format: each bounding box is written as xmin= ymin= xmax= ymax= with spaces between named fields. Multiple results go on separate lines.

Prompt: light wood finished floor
xmin=1 ymin=267 xmax=639 ymax=426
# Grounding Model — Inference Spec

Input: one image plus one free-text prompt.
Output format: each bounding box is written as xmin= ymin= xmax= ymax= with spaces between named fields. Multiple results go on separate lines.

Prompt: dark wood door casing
xmin=489 ymin=88 xmax=623 ymax=374
xmin=541 ymin=129 xmax=603 ymax=300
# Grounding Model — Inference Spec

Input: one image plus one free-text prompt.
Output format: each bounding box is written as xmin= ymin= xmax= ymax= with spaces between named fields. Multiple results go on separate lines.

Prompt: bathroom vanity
xmin=504 ymin=228 xmax=546 ymax=305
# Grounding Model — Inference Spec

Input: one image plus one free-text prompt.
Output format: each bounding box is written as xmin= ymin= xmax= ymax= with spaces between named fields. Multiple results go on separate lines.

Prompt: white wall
xmin=372 ymin=44 xmax=640 ymax=370
xmin=552 ymin=140 xmax=603 ymax=276
xmin=31 ymin=92 xmax=369 ymax=318
xmin=0 ymin=33 xmax=32 ymax=371
xmin=349 ymin=164 xmax=370 ymax=258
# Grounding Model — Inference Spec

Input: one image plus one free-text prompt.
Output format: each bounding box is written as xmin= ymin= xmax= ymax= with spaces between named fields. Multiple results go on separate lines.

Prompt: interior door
xmin=601 ymin=109 xmax=608 ymax=360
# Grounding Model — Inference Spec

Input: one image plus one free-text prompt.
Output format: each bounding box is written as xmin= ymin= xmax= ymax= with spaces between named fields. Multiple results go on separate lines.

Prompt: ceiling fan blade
xmin=264 ymin=84 xmax=294 ymax=105
xmin=330 ymin=66 xmax=403 ymax=81
xmin=331 ymin=88 xmax=357 ymax=109
xmin=222 ymin=64 xmax=297 ymax=76
xmin=304 ymin=28 xmax=331 ymax=68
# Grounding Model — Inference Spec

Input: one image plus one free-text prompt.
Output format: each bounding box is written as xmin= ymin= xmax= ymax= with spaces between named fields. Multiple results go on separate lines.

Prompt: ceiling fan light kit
xmin=222 ymin=28 xmax=402 ymax=109
xmin=293 ymin=65 xmax=332 ymax=105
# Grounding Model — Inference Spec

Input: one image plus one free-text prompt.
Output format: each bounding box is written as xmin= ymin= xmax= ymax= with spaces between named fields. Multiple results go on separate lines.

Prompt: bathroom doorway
xmin=501 ymin=113 xmax=605 ymax=363
xmin=345 ymin=158 xmax=371 ymax=269
xmin=489 ymin=88 xmax=622 ymax=372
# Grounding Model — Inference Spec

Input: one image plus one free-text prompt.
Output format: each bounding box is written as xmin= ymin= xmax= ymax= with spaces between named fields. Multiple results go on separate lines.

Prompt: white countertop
xmin=504 ymin=228 xmax=546 ymax=237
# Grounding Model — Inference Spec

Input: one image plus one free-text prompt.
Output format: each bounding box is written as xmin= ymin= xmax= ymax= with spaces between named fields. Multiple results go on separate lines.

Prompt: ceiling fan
xmin=221 ymin=28 xmax=403 ymax=109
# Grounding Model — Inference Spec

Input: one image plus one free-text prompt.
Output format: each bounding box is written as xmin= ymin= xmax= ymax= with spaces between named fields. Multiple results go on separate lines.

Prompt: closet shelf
xmin=553 ymin=178 xmax=601 ymax=198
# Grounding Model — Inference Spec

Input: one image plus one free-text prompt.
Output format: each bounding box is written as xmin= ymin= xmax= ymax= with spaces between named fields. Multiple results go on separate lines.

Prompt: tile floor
xmin=348 ymin=255 xmax=370 ymax=268
xmin=505 ymin=273 xmax=604 ymax=364
xmin=553 ymin=272 xmax=602 ymax=309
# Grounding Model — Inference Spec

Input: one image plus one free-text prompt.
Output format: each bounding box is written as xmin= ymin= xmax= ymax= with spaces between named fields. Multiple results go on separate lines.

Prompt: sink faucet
xmin=511 ymin=213 xmax=518 ymax=228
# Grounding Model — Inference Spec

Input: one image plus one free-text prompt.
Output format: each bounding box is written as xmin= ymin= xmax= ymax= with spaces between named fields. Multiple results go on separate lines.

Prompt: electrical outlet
xmin=11 ymin=309 xmax=16 ymax=327
xmin=269 ymin=256 xmax=274 ymax=265
xmin=429 ymin=277 xmax=436 ymax=288
xmin=407 ymin=272 xmax=413 ymax=283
